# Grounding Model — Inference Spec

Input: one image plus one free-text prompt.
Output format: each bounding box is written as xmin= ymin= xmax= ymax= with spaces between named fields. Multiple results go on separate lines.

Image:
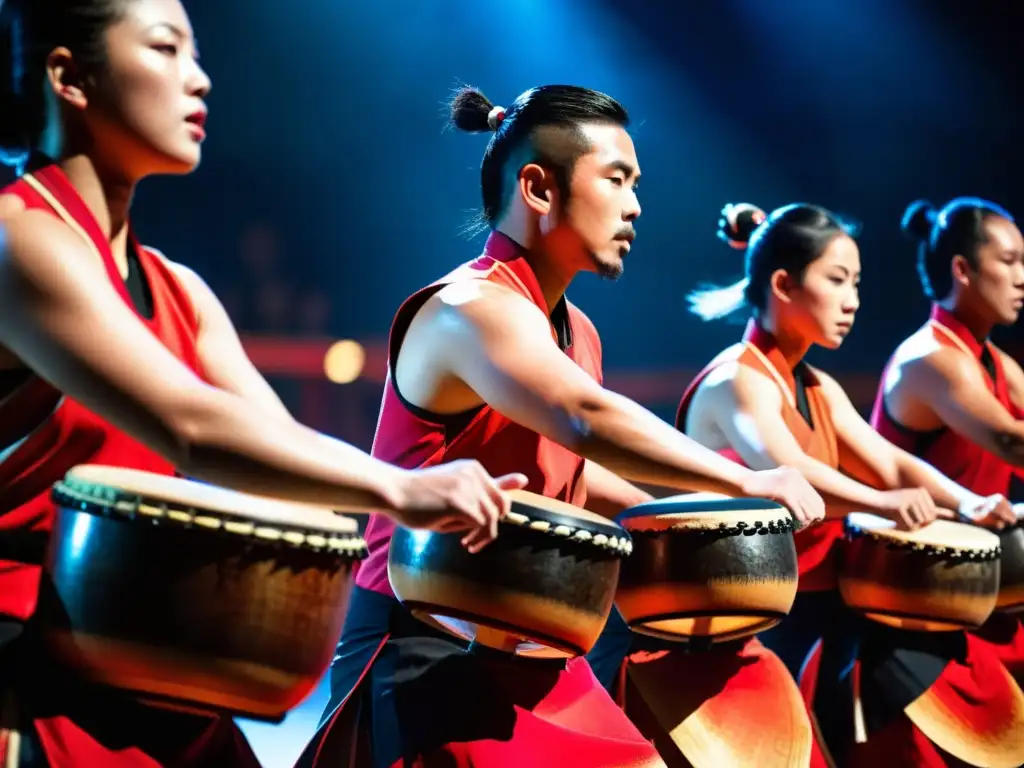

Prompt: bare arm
xmin=0 ymin=213 xmax=521 ymax=544
xmin=997 ymin=347 xmax=1024 ymax=415
xmin=817 ymin=371 xmax=998 ymax=522
xmin=414 ymin=282 xmax=823 ymax=522
xmin=907 ymin=348 xmax=1024 ymax=468
xmin=704 ymin=363 xmax=891 ymax=518
xmin=168 ymin=259 xmax=292 ymax=419
xmin=583 ymin=460 xmax=653 ymax=519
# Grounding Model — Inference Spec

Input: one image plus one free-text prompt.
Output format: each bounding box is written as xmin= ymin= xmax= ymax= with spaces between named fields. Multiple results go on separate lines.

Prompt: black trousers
xmin=301 ymin=586 xmax=575 ymax=768
xmin=759 ymin=590 xmax=961 ymax=766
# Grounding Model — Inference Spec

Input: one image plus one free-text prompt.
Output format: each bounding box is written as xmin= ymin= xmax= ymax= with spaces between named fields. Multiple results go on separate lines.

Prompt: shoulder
xmin=804 ymin=365 xmax=853 ymax=408
xmin=430 ymin=278 xmax=546 ymax=322
xmin=0 ymin=193 xmax=27 ymax=222
xmin=0 ymin=207 xmax=95 ymax=277
xmin=994 ymin=343 xmax=1021 ymax=370
xmin=566 ymin=299 xmax=599 ymax=337
xmin=145 ymin=248 xmax=211 ymax=296
xmin=141 ymin=248 xmax=212 ymax=331
xmin=700 ymin=357 xmax=782 ymax=407
xmin=885 ymin=325 xmax=959 ymax=378
xmin=901 ymin=340 xmax=980 ymax=389
xmin=805 ymin=364 xmax=837 ymax=390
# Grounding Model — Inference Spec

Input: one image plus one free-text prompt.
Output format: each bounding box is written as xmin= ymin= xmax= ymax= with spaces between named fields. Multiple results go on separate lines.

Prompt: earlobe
xmin=518 ymin=163 xmax=553 ymax=217
xmin=46 ymin=48 xmax=88 ymax=110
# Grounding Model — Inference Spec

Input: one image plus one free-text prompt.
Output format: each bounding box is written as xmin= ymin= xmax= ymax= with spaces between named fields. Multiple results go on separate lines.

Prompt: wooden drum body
xmin=615 ymin=495 xmax=799 ymax=643
xmin=388 ymin=491 xmax=631 ymax=658
xmin=840 ymin=513 xmax=1001 ymax=632
xmin=997 ymin=522 xmax=1024 ymax=613
xmin=38 ymin=465 xmax=366 ymax=722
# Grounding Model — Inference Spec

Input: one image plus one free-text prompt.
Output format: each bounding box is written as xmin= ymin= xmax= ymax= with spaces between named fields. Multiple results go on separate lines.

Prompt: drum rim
xmin=844 ymin=518 xmax=1001 ymax=559
xmin=619 ymin=510 xmax=796 ymax=535
xmin=503 ymin=496 xmax=633 ymax=555
xmin=616 ymin=495 xmax=786 ymax=525
xmin=51 ymin=476 xmax=368 ymax=556
xmin=625 ymin=612 xmax=785 ymax=644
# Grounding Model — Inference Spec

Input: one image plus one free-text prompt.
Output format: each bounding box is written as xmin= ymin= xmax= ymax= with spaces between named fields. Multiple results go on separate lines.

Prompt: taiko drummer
xmin=0 ymin=2 xmax=524 ymax=765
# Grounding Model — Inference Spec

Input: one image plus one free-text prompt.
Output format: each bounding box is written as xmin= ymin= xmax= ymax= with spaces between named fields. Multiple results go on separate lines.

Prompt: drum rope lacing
xmin=846 ymin=526 xmax=1001 ymax=562
xmin=503 ymin=509 xmax=633 ymax=555
xmin=51 ymin=481 xmax=368 ymax=556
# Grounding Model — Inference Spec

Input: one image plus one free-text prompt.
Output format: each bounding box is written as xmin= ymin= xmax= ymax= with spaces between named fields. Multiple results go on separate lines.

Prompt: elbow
xmin=556 ymin=391 xmax=614 ymax=451
xmin=161 ymin=393 xmax=237 ymax=474
xmin=552 ymin=387 xmax=622 ymax=454
xmin=992 ymin=428 xmax=1024 ymax=466
xmin=166 ymin=415 xmax=205 ymax=473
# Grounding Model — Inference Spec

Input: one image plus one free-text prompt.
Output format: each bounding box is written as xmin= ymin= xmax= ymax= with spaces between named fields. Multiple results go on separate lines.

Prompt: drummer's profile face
xmin=962 ymin=216 xmax=1024 ymax=326
xmin=75 ymin=0 xmax=211 ymax=179
xmin=544 ymin=124 xmax=641 ymax=282
xmin=775 ymin=234 xmax=860 ymax=350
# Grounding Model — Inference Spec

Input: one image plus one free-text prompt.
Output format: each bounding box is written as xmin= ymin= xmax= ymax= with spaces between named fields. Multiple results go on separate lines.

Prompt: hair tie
xmin=487 ymin=106 xmax=506 ymax=131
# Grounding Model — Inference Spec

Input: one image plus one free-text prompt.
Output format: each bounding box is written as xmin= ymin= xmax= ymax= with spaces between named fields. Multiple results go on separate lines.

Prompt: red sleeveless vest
xmin=356 ymin=232 xmax=603 ymax=597
xmin=0 ymin=164 xmax=204 ymax=622
xmin=676 ymin=321 xmax=844 ymax=591
xmin=871 ymin=304 xmax=1021 ymax=497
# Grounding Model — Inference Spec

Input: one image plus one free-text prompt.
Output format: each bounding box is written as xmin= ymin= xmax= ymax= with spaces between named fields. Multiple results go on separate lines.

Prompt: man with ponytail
xmin=299 ymin=85 xmax=824 ymax=767
xmin=0 ymin=2 xmax=524 ymax=766
xmin=872 ymin=197 xmax=1024 ymax=700
xmin=676 ymin=201 xmax=1021 ymax=767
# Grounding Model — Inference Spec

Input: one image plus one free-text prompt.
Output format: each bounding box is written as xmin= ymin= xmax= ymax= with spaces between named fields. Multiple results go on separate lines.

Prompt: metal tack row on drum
xmin=38 ymin=465 xmax=1024 ymax=727
xmin=388 ymin=490 xmax=802 ymax=657
xmin=840 ymin=512 xmax=1024 ymax=632
xmin=39 ymin=464 xmax=368 ymax=723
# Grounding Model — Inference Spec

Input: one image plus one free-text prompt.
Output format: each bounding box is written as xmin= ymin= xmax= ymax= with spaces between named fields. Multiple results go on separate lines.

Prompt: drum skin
xmin=840 ymin=518 xmax=1001 ymax=632
xmin=997 ymin=522 xmax=1024 ymax=613
xmin=388 ymin=492 xmax=629 ymax=657
xmin=39 ymin=498 xmax=363 ymax=722
xmin=615 ymin=496 xmax=799 ymax=643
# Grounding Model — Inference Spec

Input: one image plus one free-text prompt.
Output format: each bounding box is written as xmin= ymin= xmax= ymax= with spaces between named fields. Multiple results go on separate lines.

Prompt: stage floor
xmin=237 ymin=673 xmax=330 ymax=768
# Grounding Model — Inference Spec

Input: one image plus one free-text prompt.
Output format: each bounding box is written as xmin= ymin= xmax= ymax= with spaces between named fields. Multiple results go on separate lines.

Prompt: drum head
xmin=615 ymin=494 xmax=798 ymax=644
xmin=57 ymin=465 xmax=359 ymax=536
xmin=846 ymin=514 xmax=1000 ymax=552
xmin=617 ymin=493 xmax=789 ymax=531
xmin=841 ymin=514 xmax=1001 ymax=632
xmin=507 ymin=490 xmax=629 ymax=547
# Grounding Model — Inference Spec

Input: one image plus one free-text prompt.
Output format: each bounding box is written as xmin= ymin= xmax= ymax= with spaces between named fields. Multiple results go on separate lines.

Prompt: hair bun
xmin=718 ymin=203 xmax=766 ymax=250
xmin=901 ymin=200 xmax=938 ymax=242
xmin=448 ymin=85 xmax=497 ymax=133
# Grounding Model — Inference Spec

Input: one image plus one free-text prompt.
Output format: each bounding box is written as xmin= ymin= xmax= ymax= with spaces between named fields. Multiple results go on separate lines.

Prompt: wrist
xmin=369 ymin=466 xmax=411 ymax=513
xmin=865 ymin=488 xmax=891 ymax=514
xmin=734 ymin=467 xmax=761 ymax=497
xmin=955 ymin=494 xmax=984 ymax=521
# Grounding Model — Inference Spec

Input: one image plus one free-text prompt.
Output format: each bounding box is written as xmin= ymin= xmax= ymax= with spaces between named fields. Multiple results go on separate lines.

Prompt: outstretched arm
xmin=168 ymin=259 xmax=293 ymax=419
xmin=817 ymin=371 xmax=1013 ymax=528
xmin=0 ymin=212 xmax=522 ymax=548
xmin=583 ymin=460 xmax=653 ymax=519
xmin=705 ymin=363 xmax=938 ymax=529
xmin=408 ymin=281 xmax=824 ymax=524
xmin=905 ymin=348 xmax=1024 ymax=469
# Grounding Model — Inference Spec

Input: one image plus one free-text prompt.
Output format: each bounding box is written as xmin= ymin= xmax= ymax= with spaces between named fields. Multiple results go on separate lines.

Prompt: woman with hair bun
xmin=680 ymin=202 xmax=1021 ymax=766
xmin=0 ymin=1 xmax=526 ymax=765
xmin=872 ymin=196 xmax=1024 ymax=694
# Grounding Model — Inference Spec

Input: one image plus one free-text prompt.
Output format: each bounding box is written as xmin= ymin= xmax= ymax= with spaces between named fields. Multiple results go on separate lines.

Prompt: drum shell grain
xmin=839 ymin=534 xmax=1000 ymax=631
xmin=615 ymin=522 xmax=799 ymax=643
xmin=38 ymin=506 xmax=358 ymax=722
xmin=997 ymin=523 xmax=1024 ymax=613
xmin=388 ymin=523 xmax=621 ymax=657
